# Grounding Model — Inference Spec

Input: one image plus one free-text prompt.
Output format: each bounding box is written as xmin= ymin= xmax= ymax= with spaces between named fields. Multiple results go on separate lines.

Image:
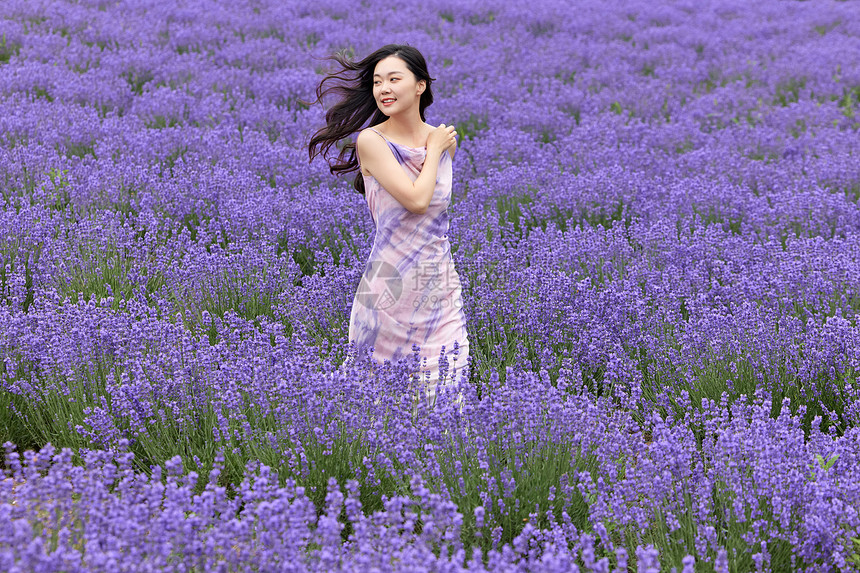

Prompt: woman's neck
xmin=380 ymin=117 xmax=427 ymax=144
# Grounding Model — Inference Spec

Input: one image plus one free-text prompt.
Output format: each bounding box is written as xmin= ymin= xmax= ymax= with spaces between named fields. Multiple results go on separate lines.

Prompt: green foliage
xmin=461 ymin=296 xmax=522 ymax=393
xmin=161 ymin=145 xmax=188 ymax=171
xmin=693 ymin=68 xmax=721 ymax=95
xmin=1 ymin=349 xmax=122 ymax=462
xmin=454 ymin=112 xmax=488 ymax=141
xmin=280 ymin=225 xmax=363 ymax=285
xmin=494 ymin=187 xmax=539 ymax=245
xmin=0 ymin=33 xmax=21 ymax=64
xmin=298 ymin=420 xmax=407 ymax=521
xmin=62 ymin=139 xmax=97 ymax=159
xmin=0 ymin=239 xmax=39 ymax=313
xmin=290 ymin=243 xmax=317 ymax=280
xmin=166 ymin=271 xmax=286 ymax=346
xmin=123 ymin=69 xmax=154 ymax=95
xmin=810 ymin=453 xmax=840 ymax=478
xmin=849 ymin=536 xmax=860 ymax=567
xmin=814 ymin=21 xmax=840 ymax=35
xmin=674 ymin=137 xmax=695 ymax=153
xmin=640 ymin=349 xmax=850 ymax=439
xmin=32 ymin=86 xmax=54 ymax=102
xmin=837 ymin=85 xmax=859 ymax=119
xmin=146 ymin=115 xmax=180 ymax=129
xmin=744 ymin=145 xmax=780 ymax=163
xmin=175 ymin=44 xmax=200 ymax=55
xmin=45 ymin=168 xmax=71 ymax=211
xmin=436 ymin=436 xmax=595 ymax=556
xmin=56 ymin=245 xmax=165 ymax=310
xmin=690 ymin=204 xmax=743 ymax=234
xmin=468 ymin=11 xmax=496 ymax=25
xmin=537 ymin=127 xmax=556 ymax=144
xmin=526 ymin=19 xmax=555 ymax=37
xmin=554 ymin=70 xmax=576 ymax=86
xmin=773 ymin=77 xmax=807 ymax=106
xmin=789 ymin=117 xmax=807 ymax=138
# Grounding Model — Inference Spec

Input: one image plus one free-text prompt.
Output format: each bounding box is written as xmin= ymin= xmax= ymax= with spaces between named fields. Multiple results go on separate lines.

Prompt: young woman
xmin=305 ymin=44 xmax=470 ymax=406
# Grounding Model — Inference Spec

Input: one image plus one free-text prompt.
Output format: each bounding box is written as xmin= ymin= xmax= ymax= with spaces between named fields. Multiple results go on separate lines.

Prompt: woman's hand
xmin=426 ymin=123 xmax=457 ymax=154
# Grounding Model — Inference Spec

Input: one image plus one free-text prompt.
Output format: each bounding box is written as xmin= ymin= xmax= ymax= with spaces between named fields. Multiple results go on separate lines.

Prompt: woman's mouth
xmin=382 ymin=98 xmax=396 ymax=106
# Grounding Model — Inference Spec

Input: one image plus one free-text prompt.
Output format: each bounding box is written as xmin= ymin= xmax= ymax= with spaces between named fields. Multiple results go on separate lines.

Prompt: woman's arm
xmin=356 ymin=128 xmax=448 ymax=215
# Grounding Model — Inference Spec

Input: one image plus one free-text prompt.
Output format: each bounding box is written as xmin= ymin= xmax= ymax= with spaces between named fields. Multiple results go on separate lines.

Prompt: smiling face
xmin=372 ymin=55 xmax=425 ymax=116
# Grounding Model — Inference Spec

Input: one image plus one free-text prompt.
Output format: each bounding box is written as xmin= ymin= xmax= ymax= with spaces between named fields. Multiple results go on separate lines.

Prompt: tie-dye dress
xmin=345 ymin=126 xmax=470 ymax=395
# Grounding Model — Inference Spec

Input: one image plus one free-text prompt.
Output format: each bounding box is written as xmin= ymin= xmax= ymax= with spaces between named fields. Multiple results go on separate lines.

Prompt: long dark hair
xmin=302 ymin=44 xmax=436 ymax=195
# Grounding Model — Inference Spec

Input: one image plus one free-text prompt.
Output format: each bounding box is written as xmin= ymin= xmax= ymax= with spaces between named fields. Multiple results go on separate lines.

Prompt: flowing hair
xmin=301 ymin=44 xmax=436 ymax=195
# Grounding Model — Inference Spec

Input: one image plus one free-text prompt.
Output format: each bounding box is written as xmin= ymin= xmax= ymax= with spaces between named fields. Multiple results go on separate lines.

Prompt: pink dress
xmin=346 ymin=126 xmax=470 ymax=390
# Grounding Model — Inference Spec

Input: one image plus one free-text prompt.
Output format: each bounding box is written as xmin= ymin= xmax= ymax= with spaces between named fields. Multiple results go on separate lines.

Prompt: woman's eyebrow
xmin=373 ymin=71 xmax=403 ymax=78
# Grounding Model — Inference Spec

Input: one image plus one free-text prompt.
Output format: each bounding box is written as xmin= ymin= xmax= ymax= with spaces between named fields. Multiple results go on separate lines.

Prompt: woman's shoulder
xmin=356 ymin=127 xmax=386 ymax=150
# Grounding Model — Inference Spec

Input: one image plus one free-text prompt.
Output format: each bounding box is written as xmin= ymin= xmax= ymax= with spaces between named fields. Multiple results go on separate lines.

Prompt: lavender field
xmin=1 ymin=0 xmax=859 ymax=570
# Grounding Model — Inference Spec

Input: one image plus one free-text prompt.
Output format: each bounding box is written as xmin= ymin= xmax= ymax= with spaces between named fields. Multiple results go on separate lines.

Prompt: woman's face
xmin=372 ymin=56 xmax=424 ymax=116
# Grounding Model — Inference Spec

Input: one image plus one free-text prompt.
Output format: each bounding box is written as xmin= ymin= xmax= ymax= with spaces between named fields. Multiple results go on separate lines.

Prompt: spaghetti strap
xmin=367 ymin=127 xmax=429 ymax=152
xmin=368 ymin=127 xmax=389 ymax=143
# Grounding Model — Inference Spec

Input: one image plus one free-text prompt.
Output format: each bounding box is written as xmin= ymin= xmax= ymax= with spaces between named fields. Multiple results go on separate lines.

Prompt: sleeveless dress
xmin=344 ymin=126 xmax=470 ymax=397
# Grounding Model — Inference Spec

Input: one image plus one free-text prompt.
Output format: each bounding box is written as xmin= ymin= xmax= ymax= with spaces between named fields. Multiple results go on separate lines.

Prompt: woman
xmin=305 ymin=44 xmax=470 ymax=408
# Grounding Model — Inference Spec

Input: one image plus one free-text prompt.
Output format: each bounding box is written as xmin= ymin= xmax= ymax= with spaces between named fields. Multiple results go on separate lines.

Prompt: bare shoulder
xmin=357 ymin=127 xmax=382 ymax=144
xmin=357 ymin=128 xmax=392 ymax=154
xmin=356 ymin=128 xmax=388 ymax=176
